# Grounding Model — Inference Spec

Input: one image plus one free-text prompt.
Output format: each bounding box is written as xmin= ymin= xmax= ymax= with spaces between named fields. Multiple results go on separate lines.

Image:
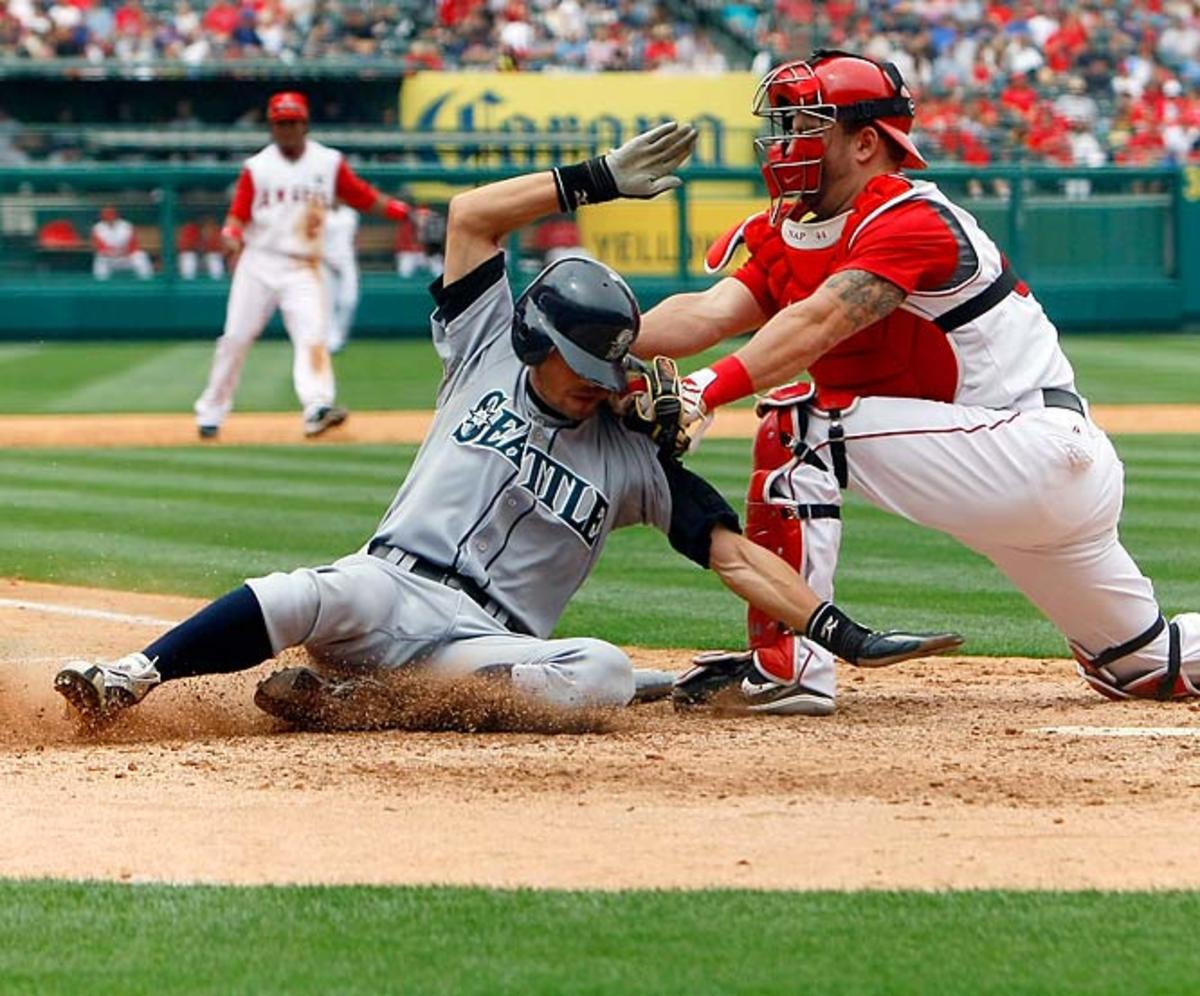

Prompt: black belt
xmin=367 ymin=542 xmax=533 ymax=636
xmin=1041 ymin=387 xmax=1086 ymax=417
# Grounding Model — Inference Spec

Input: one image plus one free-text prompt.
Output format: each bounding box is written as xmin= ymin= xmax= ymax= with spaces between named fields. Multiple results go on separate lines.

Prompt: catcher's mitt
xmin=622 ymin=355 xmax=688 ymax=457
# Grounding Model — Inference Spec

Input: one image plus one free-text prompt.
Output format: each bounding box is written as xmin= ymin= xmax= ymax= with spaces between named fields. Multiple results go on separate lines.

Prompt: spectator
xmin=177 ymin=217 xmax=225 ymax=280
xmin=1055 ymin=76 xmax=1099 ymax=126
xmin=92 ymin=205 xmax=153 ymax=280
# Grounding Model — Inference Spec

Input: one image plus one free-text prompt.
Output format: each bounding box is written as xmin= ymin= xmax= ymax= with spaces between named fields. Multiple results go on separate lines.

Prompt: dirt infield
xmin=3 ymin=578 xmax=1199 ymax=891
xmin=2 ymin=403 xmax=1200 ymax=448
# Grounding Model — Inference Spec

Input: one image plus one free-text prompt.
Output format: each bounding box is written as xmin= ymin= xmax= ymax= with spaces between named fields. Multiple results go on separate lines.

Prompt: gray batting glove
xmin=605 ymin=121 xmax=698 ymax=199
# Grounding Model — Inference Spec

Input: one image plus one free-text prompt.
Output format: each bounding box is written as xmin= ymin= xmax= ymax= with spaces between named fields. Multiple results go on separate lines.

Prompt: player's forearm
xmin=708 ymin=528 xmax=821 ymax=631
xmin=681 ymin=270 xmax=906 ymax=414
xmin=448 ymin=172 xmax=560 ymax=245
xmin=635 ymin=293 xmax=740 ymax=360
xmin=732 ymin=297 xmax=844 ymax=393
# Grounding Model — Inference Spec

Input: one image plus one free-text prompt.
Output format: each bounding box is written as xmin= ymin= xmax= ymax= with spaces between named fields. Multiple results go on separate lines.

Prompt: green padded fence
xmin=0 ymin=163 xmax=1192 ymax=338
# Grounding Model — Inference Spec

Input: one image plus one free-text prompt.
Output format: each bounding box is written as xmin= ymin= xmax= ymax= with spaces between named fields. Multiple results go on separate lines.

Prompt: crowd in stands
xmin=0 ymin=0 xmax=729 ymax=71
xmin=733 ymin=0 xmax=1200 ymax=166
xmin=2 ymin=0 xmax=1200 ymax=165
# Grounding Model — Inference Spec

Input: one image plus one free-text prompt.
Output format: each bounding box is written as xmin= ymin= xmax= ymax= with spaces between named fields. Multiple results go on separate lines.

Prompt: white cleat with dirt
xmin=54 ymin=652 xmax=161 ymax=722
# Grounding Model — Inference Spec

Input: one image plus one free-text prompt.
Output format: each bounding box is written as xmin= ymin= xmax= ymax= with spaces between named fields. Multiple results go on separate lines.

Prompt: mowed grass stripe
xmin=1 ymin=334 xmax=1198 ymax=414
xmin=0 ymin=444 xmax=417 ymax=482
xmin=1064 ymin=332 xmax=1200 ymax=403
xmin=1 ymin=881 xmax=1199 ymax=996
xmin=0 ymin=343 xmax=179 ymax=414
xmin=0 ymin=437 xmax=1196 ymax=655
xmin=45 ymin=342 xmax=213 ymax=414
xmin=0 ymin=464 xmax=395 ymax=511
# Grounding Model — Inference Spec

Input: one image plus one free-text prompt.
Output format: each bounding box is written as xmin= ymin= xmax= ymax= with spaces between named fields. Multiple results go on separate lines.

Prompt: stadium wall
xmin=1 ymin=164 xmax=1197 ymax=339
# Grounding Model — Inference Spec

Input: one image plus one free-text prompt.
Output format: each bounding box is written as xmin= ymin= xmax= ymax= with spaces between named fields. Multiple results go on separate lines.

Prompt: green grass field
xmin=0 ymin=332 xmax=1197 ymax=413
xmin=1 ymin=436 xmax=1195 ymax=656
xmin=2 ymin=881 xmax=1198 ymax=995
xmin=3 ymin=334 xmax=1199 ymax=993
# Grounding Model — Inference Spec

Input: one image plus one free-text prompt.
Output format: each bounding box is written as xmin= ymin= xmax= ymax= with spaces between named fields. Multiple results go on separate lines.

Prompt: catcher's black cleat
xmin=735 ymin=668 xmax=836 ymax=715
xmin=671 ymin=650 xmax=755 ymax=711
xmin=851 ymin=630 xmax=964 ymax=668
xmin=672 ymin=651 xmax=836 ymax=715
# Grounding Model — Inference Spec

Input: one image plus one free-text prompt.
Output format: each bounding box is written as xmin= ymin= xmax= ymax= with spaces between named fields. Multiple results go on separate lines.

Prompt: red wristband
xmin=220 ymin=224 xmax=242 ymax=242
xmin=385 ymin=199 xmax=410 ymax=223
xmin=702 ymin=355 xmax=754 ymax=409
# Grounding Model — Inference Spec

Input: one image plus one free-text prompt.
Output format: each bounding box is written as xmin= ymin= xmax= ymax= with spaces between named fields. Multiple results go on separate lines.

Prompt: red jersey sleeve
xmin=732 ymin=252 xmax=778 ymax=315
xmin=832 ymin=200 xmax=963 ymax=294
xmin=334 ymin=160 xmax=382 ymax=213
xmin=228 ymin=169 xmax=254 ymax=224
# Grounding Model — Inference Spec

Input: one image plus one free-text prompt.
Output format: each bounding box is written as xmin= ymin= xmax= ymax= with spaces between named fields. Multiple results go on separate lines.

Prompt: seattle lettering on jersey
xmin=453 ymin=390 xmax=611 ymax=546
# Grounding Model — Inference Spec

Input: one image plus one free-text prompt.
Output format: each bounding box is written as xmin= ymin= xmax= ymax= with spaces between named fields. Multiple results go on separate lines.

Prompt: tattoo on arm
xmin=824 ymin=269 xmax=905 ymax=331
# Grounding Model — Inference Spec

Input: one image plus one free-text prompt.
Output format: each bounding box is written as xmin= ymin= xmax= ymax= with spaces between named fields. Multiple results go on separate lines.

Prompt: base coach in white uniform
xmin=55 ymin=123 xmax=960 ymax=726
xmin=195 ymin=92 xmax=410 ymax=439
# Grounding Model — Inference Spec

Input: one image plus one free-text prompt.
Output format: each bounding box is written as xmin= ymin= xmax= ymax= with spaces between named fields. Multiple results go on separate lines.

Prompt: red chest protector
xmin=712 ymin=176 xmax=958 ymax=406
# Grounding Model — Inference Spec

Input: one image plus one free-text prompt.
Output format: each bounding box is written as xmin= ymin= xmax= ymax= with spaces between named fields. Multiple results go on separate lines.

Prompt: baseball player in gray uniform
xmin=54 ymin=123 xmax=960 ymax=726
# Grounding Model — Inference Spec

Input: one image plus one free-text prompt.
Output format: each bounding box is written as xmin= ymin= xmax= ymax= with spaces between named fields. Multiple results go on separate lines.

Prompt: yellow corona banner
xmin=400 ymin=71 xmax=759 ymax=169
xmin=577 ymin=197 xmax=761 ymax=277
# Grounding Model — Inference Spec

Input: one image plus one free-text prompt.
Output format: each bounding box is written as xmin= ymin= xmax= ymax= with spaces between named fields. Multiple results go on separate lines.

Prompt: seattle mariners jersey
xmin=371 ymin=253 xmax=672 ymax=638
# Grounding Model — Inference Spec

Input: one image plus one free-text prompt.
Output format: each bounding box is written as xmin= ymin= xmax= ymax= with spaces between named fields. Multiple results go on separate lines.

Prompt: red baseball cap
xmin=267 ymin=91 xmax=309 ymax=122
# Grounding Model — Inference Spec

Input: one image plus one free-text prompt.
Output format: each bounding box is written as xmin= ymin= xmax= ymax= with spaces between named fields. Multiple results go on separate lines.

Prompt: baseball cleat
xmin=672 ymin=650 xmax=836 ymax=715
xmin=852 ymin=630 xmax=964 ymax=668
xmin=54 ymin=652 xmax=161 ymax=722
xmin=631 ymin=667 xmax=675 ymax=704
xmin=197 ymin=424 xmax=220 ymax=440
xmin=736 ymin=669 xmax=836 ymax=715
xmin=303 ymin=406 xmax=348 ymax=438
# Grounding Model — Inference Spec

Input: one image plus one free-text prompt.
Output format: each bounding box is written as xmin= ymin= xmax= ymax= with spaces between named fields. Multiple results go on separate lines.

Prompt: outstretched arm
xmin=444 ymin=121 xmax=698 ymax=286
xmin=707 ymin=525 xmax=963 ymax=666
xmin=681 ymin=268 xmax=906 ymax=415
xmin=708 ymin=525 xmax=820 ymax=631
xmin=633 ymin=277 xmax=766 ymax=360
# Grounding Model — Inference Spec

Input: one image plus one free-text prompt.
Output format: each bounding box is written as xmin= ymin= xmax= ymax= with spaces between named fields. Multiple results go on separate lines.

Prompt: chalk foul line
xmin=0 ymin=598 xmax=178 ymax=628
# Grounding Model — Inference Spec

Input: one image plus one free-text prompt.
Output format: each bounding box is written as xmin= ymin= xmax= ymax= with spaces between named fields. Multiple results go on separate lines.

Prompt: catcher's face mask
xmin=753 ymin=61 xmax=836 ymax=225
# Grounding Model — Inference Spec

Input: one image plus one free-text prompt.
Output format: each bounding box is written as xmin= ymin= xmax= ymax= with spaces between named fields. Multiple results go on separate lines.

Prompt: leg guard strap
xmin=1157 ymin=622 xmax=1182 ymax=701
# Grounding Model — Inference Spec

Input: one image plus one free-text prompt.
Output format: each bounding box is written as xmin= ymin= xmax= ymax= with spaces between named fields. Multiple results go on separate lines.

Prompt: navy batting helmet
xmin=511 ymin=256 xmax=640 ymax=392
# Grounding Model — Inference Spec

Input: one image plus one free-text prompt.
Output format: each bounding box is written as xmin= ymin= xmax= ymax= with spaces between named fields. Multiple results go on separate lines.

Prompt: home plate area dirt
xmin=2 ymin=579 xmax=1199 ymax=892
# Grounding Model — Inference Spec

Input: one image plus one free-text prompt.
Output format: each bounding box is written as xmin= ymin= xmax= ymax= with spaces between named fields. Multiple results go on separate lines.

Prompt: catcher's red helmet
xmin=753 ymin=50 xmax=926 ymax=223
xmin=267 ymin=91 xmax=309 ymax=122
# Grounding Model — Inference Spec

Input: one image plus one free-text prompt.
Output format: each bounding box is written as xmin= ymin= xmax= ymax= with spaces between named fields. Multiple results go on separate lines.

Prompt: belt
xmin=1041 ymin=387 xmax=1086 ymax=418
xmin=367 ymin=542 xmax=533 ymax=636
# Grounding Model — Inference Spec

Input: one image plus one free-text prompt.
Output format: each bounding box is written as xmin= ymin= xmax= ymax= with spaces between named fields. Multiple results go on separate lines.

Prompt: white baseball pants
xmin=93 ymin=251 xmax=153 ymax=280
xmin=768 ymin=391 xmax=1200 ymax=697
xmin=323 ymin=260 xmax=359 ymax=353
xmin=194 ymin=248 xmax=334 ymax=428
